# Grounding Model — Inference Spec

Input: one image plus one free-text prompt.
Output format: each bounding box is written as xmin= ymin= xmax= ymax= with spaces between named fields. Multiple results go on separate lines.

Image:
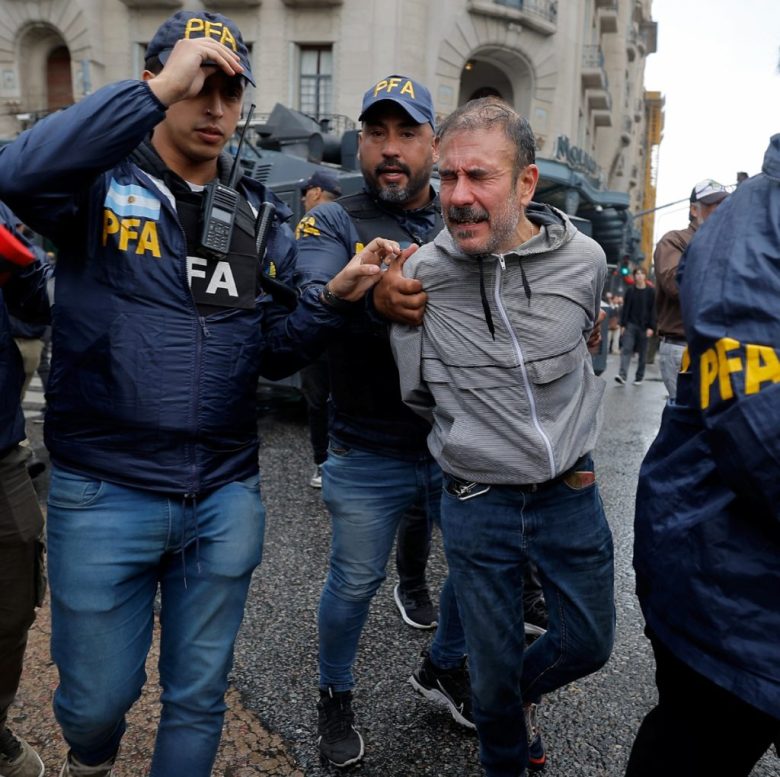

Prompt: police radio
xmin=199 ymin=103 xmax=255 ymax=258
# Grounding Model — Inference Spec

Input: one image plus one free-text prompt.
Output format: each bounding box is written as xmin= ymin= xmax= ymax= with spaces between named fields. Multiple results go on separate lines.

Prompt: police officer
xmin=629 ymin=136 xmax=780 ymax=776
xmin=0 ymin=205 xmax=50 ymax=777
xmin=0 ymin=11 xmax=392 ymax=777
xmin=295 ymin=75 xmax=471 ymax=768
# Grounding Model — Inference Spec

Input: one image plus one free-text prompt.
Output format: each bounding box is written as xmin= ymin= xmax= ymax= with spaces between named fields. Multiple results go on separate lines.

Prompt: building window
xmin=299 ymin=46 xmax=332 ymax=120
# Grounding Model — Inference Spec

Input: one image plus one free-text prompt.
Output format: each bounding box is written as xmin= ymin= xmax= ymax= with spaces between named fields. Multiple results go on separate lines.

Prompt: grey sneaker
xmin=525 ymin=702 xmax=546 ymax=772
xmin=309 ymin=465 xmax=323 ymax=489
xmin=0 ymin=729 xmax=44 ymax=777
xmin=59 ymin=751 xmax=116 ymax=777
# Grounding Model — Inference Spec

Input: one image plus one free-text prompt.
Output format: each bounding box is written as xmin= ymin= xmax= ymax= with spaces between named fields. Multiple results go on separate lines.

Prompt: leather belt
xmin=660 ymin=335 xmax=686 ymax=345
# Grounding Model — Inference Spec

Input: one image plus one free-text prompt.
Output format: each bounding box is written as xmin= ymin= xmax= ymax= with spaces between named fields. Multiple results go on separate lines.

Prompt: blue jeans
xmin=46 ymin=466 xmax=265 ymax=776
xmin=319 ymin=445 xmax=465 ymax=690
xmin=441 ymin=460 xmax=615 ymax=777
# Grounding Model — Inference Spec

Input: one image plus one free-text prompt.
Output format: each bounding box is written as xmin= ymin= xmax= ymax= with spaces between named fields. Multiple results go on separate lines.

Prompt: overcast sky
xmin=643 ymin=0 xmax=780 ymax=242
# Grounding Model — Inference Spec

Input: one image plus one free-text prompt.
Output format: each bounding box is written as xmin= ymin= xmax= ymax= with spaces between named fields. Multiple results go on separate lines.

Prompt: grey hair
xmin=435 ymin=98 xmax=536 ymax=176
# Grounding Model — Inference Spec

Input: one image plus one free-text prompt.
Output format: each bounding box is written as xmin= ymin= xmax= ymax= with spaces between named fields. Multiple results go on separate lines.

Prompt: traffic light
xmin=619 ymin=260 xmax=630 ymax=277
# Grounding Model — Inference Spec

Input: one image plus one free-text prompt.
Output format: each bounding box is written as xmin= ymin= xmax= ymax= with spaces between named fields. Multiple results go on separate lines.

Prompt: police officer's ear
xmin=141 ymin=56 xmax=163 ymax=82
xmin=432 ymin=135 xmax=440 ymax=164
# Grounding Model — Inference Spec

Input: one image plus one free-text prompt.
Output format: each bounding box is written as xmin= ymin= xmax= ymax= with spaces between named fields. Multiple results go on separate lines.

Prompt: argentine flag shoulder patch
xmin=105 ymin=179 xmax=161 ymax=220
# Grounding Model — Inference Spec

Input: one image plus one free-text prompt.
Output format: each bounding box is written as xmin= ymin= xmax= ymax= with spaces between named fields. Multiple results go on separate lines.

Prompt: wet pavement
xmin=14 ymin=354 xmax=780 ymax=776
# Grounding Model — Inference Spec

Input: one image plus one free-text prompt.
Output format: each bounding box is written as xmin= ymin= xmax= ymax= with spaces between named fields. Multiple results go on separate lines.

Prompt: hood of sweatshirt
xmin=432 ymin=201 xmax=579 ymax=338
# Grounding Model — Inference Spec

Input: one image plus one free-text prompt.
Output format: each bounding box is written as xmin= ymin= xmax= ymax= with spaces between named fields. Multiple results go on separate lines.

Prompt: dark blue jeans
xmin=319 ymin=446 xmax=465 ymax=690
xmin=440 ymin=463 xmax=615 ymax=777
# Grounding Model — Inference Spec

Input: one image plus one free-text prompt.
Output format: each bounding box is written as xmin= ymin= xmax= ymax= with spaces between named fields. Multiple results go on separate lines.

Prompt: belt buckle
xmin=446 ymin=476 xmax=491 ymax=501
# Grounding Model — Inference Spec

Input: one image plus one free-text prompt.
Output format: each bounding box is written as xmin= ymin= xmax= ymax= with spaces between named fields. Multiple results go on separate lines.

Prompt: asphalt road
xmin=23 ymin=353 xmax=779 ymax=777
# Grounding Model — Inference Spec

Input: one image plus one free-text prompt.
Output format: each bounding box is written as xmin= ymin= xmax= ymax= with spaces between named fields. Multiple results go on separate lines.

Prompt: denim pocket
xmin=328 ymin=443 xmax=352 ymax=457
xmin=48 ymin=469 xmax=105 ymax=508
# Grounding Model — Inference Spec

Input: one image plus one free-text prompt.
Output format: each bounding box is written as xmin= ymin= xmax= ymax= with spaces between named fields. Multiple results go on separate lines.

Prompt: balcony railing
xmin=493 ymin=0 xmax=558 ymax=24
xmin=281 ymin=0 xmax=342 ymax=6
xmin=117 ymin=0 xmax=182 ymax=7
xmin=581 ymin=44 xmax=608 ymax=91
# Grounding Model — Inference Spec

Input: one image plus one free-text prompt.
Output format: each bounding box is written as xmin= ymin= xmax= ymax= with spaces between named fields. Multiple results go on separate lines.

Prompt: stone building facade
xmin=0 ymin=0 xmax=658 ymax=263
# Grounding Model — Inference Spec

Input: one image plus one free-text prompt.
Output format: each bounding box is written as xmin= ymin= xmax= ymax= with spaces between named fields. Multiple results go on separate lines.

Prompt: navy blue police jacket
xmin=294 ymin=191 xmax=440 ymax=459
xmin=633 ymin=134 xmax=780 ymax=719
xmin=0 ymin=81 xmax=346 ymax=495
xmin=0 ymin=202 xmax=50 ymax=456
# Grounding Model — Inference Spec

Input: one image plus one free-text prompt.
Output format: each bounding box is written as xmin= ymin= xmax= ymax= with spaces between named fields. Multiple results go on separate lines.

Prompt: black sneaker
xmin=614 ymin=375 xmax=626 ymax=385
xmin=408 ymin=650 xmax=475 ymax=730
xmin=525 ymin=703 xmax=546 ymax=772
xmin=317 ymin=688 xmax=364 ymax=768
xmin=393 ymin=583 xmax=438 ymax=629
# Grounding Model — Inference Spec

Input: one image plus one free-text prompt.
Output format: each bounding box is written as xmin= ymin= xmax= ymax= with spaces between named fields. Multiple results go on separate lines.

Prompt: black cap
xmin=300 ymin=169 xmax=342 ymax=197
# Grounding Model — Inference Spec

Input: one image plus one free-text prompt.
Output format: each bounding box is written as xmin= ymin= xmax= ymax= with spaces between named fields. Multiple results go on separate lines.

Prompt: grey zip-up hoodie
xmin=390 ymin=203 xmax=607 ymax=485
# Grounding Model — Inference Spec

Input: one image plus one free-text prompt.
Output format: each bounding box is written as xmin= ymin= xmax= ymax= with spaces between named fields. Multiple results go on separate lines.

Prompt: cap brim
xmin=698 ymin=192 xmax=728 ymax=205
xmin=359 ymin=97 xmax=430 ymax=125
xmin=156 ymin=48 xmax=256 ymax=87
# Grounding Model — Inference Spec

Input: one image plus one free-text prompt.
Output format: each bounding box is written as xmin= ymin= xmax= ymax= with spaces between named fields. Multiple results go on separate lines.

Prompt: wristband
xmin=320 ymin=283 xmax=358 ymax=313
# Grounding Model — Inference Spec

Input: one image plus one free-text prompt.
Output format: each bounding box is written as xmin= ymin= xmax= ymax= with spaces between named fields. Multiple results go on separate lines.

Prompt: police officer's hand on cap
xmin=147 ymin=38 xmax=244 ymax=107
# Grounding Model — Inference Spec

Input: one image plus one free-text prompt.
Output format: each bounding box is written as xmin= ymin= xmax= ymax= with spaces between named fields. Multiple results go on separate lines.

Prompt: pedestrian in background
xmin=628 ymin=134 xmax=780 ymax=777
xmin=653 ymin=178 xmax=728 ymax=400
xmin=615 ymin=267 xmax=655 ymax=386
xmin=391 ymin=97 xmax=615 ymax=777
xmin=0 ymin=11 xmax=387 ymax=777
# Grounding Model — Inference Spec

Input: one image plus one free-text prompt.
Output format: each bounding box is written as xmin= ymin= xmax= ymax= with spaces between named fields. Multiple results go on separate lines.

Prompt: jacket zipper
xmin=493 ymin=254 xmax=556 ymax=480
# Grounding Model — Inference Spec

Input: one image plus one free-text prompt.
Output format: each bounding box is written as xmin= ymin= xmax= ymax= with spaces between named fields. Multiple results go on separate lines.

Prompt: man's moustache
xmin=375 ymin=162 xmax=411 ymax=177
xmin=447 ymin=206 xmax=489 ymax=224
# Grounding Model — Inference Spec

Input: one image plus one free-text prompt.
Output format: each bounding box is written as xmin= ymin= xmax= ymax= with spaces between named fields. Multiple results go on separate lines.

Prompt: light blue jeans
xmin=440 ymin=457 xmax=615 ymax=777
xmin=318 ymin=445 xmax=465 ymax=690
xmin=46 ymin=466 xmax=264 ymax=776
xmin=658 ymin=339 xmax=686 ymax=400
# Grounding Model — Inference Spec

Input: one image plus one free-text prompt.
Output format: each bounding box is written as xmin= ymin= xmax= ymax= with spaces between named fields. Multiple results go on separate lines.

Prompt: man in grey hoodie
xmin=390 ymin=98 xmax=615 ymax=777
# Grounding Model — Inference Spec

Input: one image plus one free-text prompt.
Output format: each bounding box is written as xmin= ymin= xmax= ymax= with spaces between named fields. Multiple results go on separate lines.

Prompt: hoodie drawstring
xmin=518 ymin=258 xmax=532 ymax=304
xmin=476 ymin=256 xmax=496 ymax=340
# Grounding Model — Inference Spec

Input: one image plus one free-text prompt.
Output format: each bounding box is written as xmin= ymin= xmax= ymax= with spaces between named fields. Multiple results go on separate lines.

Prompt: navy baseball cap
xmin=301 ymin=169 xmax=342 ymax=197
xmin=358 ymin=75 xmax=435 ymax=128
xmin=146 ymin=10 xmax=255 ymax=86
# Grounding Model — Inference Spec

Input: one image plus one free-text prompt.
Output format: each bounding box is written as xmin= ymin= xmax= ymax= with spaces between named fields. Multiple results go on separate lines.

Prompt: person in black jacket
xmin=615 ymin=267 xmax=656 ymax=385
xmin=0 ymin=205 xmax=50 ymax=777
